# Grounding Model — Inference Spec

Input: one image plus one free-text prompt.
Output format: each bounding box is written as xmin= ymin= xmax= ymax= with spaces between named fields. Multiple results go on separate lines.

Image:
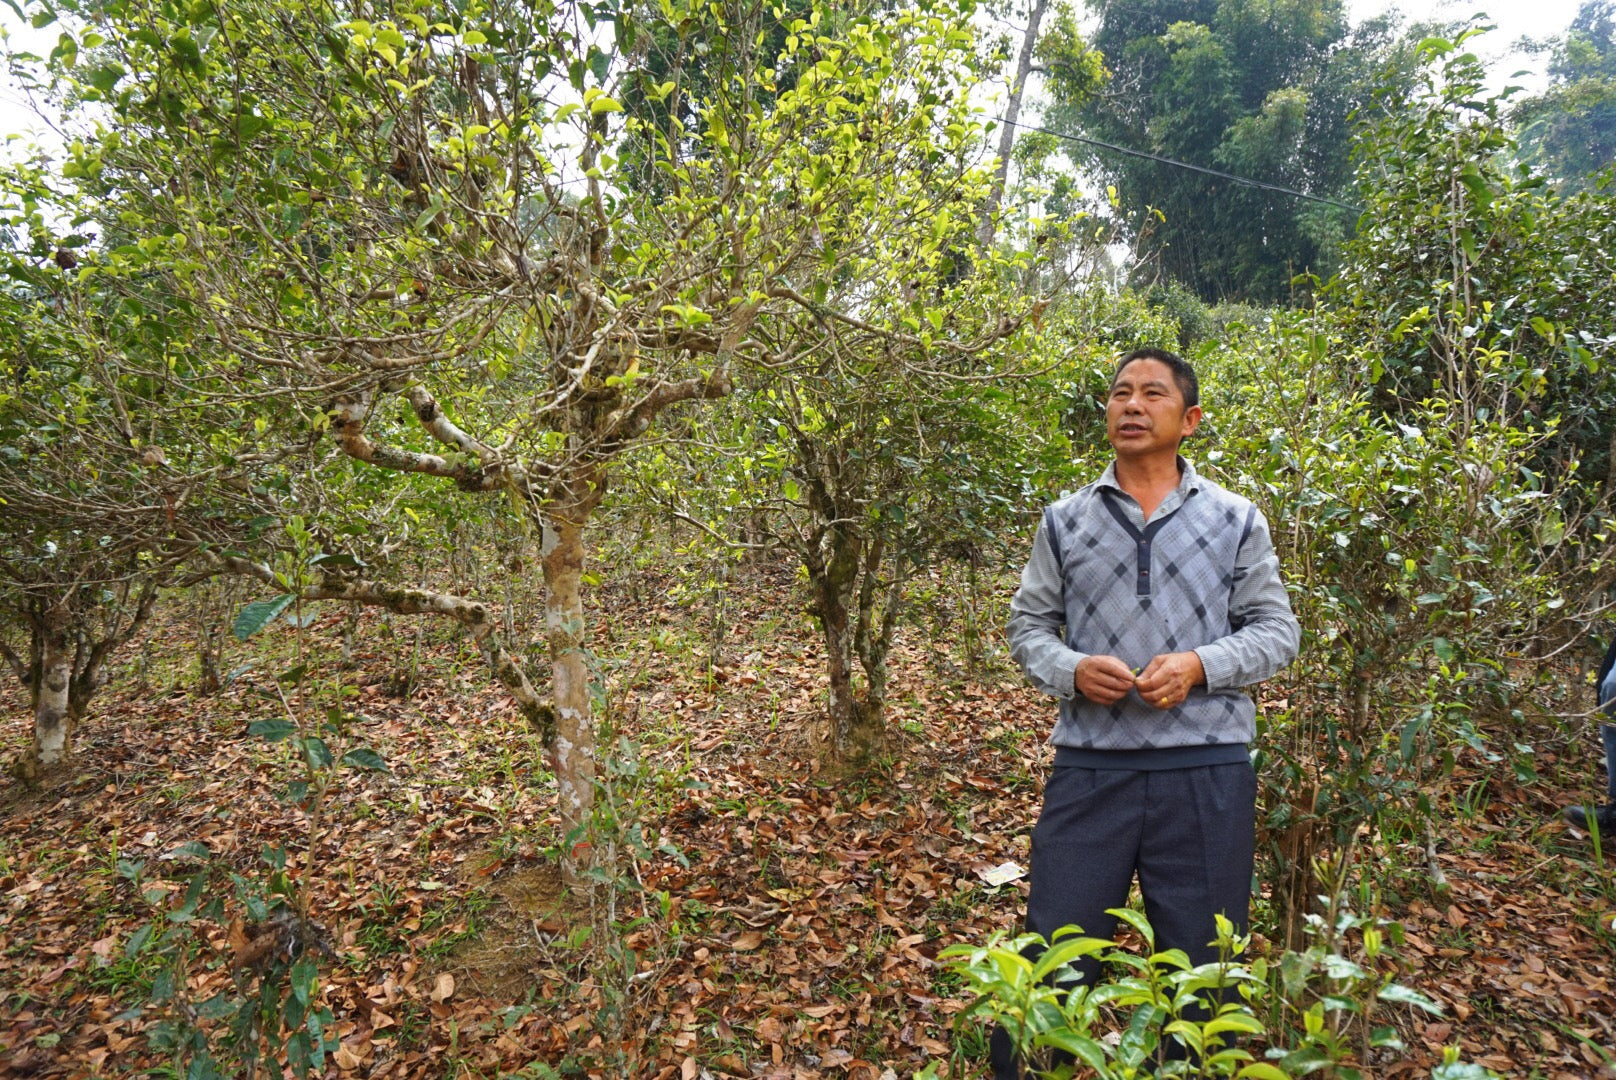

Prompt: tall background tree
xmin=0 ymin=161 xmax=287 ymax=779
xmin=633 ymin=6 xmax=1066 ymax=760
xmin=1515 ymin=0 xmax=1616 ymax=192
xmin=1041 ymin=0 xmax=1396 ymax=302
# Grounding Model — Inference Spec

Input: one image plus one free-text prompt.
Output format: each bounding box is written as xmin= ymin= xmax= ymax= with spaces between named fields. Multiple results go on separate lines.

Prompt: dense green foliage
xmin=1515 ymin=0 xmax=1616 ymax=191
xmin=1041 ymin=0 xmax=1394 ymax=302
xmin=1339 ymin=30 xmax=1616 ymax=486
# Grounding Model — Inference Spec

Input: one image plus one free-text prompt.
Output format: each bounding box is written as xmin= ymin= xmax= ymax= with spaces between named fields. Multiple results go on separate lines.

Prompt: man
xmin=994 ymin=347 xmax=1300 ymax=1076
xmin=1561 ymin=633 xmax=1616 ymax=834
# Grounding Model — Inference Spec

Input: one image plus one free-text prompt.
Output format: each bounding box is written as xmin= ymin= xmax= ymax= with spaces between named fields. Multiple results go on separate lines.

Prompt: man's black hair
xmin=1114 ymin=347 xmax=1199 ymax=409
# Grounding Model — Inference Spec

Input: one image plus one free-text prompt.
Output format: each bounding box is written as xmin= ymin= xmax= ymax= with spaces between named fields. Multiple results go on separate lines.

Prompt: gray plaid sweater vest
xmin=1045 ymin=479 xmax=1258 ymax=753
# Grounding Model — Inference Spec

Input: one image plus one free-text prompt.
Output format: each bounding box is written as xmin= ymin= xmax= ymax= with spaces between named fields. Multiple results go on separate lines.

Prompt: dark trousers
xmin=990 ymin=762 xmax=1257 ymax=1079
xmin=1603 ymin=724 xmax=1616 ymax=800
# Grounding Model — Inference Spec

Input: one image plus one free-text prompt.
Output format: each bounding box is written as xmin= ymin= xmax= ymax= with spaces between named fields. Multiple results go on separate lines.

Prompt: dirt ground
xmin=2 ymin=561 xmax=1614 ymax=1078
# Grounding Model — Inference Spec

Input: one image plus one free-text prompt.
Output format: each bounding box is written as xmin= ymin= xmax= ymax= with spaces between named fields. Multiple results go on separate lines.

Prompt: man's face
xmin=1106 ymin=358 xmax=1202 ymax=460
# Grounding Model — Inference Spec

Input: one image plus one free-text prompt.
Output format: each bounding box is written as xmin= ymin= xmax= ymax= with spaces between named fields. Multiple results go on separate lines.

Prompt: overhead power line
xmin=994 ymin=116 xmax=1365 ymax=215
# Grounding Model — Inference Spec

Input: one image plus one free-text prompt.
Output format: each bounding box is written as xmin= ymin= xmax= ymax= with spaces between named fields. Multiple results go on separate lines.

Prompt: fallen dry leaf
xmin=3 ymin=554 xmax=1612 ymax=1080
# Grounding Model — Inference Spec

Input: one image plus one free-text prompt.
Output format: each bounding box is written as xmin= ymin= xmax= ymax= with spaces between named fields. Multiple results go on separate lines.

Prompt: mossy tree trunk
xmin=5 ymin=578 xmax=159 ymax=784
xmin=23 ymin=603 xmax=72 ymax=780
xmin=539 ymin=475 xmax=603 ymax=882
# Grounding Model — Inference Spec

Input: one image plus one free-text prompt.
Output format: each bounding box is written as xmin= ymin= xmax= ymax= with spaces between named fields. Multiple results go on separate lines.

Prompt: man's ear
xmin=1181 ymin=404 xmax=1203 ymax=439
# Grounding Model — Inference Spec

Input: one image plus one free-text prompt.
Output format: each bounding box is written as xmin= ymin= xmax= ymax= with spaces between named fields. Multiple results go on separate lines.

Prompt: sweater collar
xmin=1096 ymin=455 xmax=1201 ymax=499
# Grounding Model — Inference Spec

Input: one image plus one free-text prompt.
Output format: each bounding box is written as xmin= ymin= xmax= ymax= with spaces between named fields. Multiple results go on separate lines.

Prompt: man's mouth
xmin=1117 ymin=421 xmax=1149 ymax=435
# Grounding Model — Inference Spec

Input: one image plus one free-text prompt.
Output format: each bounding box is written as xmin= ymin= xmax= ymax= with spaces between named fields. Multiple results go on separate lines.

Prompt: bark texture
xmin=542 ymin=509 xmax=596 ymax=881
xmin=28 ymin=606 xmax=73 ymax=777
xmin=802 ymin=507 xmax=906 ymax=764
xmin=8 ymin=579 xmax=159 ymax=784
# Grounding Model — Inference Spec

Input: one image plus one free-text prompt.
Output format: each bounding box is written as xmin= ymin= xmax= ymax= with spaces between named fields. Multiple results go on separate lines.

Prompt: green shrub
xmin=940 ymin=909 xmax=1269 ymax=1078
xmin=935 ymin=901 xmax=1492 ymax=1080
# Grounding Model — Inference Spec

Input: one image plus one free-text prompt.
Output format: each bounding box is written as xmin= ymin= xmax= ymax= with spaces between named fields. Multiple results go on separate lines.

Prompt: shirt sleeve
xmin=1193 ymin=509 xmax=1300 ymax=691
xmin=1007 ymin=513 xmax=1086 ymax=699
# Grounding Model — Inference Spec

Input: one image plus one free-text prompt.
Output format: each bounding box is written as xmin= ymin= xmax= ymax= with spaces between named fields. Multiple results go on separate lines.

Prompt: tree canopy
xmin=1038 ymin=0 xmax=1397 ymax=303
xmin=1515 ymin=0 xmax=1616 ymax=191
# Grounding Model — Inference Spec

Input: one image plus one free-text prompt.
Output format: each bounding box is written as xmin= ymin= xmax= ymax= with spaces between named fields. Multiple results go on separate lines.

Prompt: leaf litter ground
xmin=1 ymin=558 xmax=1613 ymax=1078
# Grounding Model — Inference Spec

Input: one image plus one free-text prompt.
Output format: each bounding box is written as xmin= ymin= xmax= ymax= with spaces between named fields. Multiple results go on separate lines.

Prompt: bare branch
xmin=329 ymin=392 xmax=505 ymax=491
xmin=302 ymin=577 xmax=553 ymax=743
xmin=766 ymin=285 xmax=1033 ymax=359
xmin=0 ymin=640 xmax=27 ymax=683
xmin=404 ymin=384 xmax=494 ymax=461
xmin=602 ymin=367 xmax=735 ymax=446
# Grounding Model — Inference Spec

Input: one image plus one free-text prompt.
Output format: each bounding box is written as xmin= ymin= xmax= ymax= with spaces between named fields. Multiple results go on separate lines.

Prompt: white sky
xmin=1356 ymin=0 xmax=1588 ymax=44
xmin=1350 ymin=0 xmax=1590 ymax=92
xmin=0 ymin=17 xmax=59 ymax=146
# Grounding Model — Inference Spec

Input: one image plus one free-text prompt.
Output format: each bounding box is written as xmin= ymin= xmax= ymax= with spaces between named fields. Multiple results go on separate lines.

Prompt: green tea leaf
xmin=341 ymin=747 xmax=388 ymax=771
xmin=233 ymin=594 xmax=294 ymax=640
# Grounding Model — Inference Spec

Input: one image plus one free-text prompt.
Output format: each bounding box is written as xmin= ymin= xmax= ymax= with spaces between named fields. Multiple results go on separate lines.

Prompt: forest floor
xmin=2 ymin=557 xmax=1614 ymax=1079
